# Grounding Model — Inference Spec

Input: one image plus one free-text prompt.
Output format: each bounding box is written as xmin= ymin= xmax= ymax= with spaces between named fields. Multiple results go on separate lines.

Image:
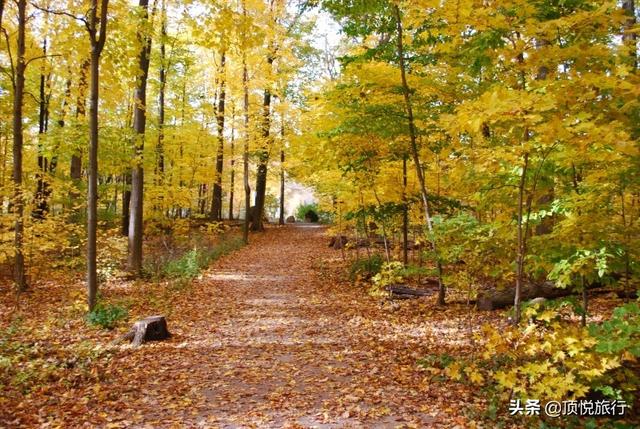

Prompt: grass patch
xmin=0 ymin=320 xmax=110 ymax=394
xmin=349 ymin=254 xmax=384 ymax=281
xmin=86 ymin=302 xmax=128 ymax=329
xmin=144 ymin=234 xmax=245 ymax=288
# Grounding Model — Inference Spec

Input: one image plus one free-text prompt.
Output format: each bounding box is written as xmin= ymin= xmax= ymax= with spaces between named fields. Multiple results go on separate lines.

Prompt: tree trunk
xmin=514 ymin=152 xmax=529 ymax=324
xmin=87 ymin=49 xmax=101 ymax=311
xmin=33 ymin=38 xmax=50 ymax=219
xmin=241 ymin=0 xmax=251 ymax=243
xmin=12 ymin=0 xmax=27 ymax=291
xmin=279 ymin=121 xmax=285 ymax=226
xmin=229 ymin=105 xmax=236 ymax=220
xmin=402 ymin=157 xmax=408 ymax=265
xmin=71 ymin=59 xmax=90 ymax=181
xmin=128 ymin=0 xmax=152 ymax=276
xmin=211 ymin=51 xmax=226 ymax=221
xmin=0 ymin=0 xmax=5 ymax=31
xmin=279 ymin=149 xmax=285 ymax=225
xmin=156 ymin=0 xmax=166 ymax=182
xmin=121 ymin=175 xmax=131 ymax=236
xmin=242 ymin=50 xmax=250 ymax=243
xmin=87 ymin=0 xmax=109 ymax=312
xmin=50 ymin=78 xmax=72 ymax=176
xmin=252 ymin=73 xmax=273 ymax=232
xmin=394 ymin=5 xmax=445 ymax=304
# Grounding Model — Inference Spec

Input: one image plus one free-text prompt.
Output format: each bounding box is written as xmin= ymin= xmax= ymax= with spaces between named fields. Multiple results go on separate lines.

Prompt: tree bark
xmin=241 ymin=0 xmax=251 ymax=243
xmin=12 ymin=0 xmax=27 ymax=291
xmin=211 ymin=51 xmax=226 ymax=221
xmin=121 ymin=174 xmax=131 ymax=236
xmin=156 ymin=0 xmax=166 ymax=181
xmin=71 ymin=59 xmax=90 ymax=181
xmin=0 ymin=0 xmax=5 ymax=31
xmin=514 ymin=152 xmax=529 ymax=324
xmin=279 ymin=120 xmax=285 ymax=226
xmin=242 ymin=47 xmax=251 ymax=243
xmin=87 ymin=0 xmax=109 ymax=311
xmin=402 ymin=156 xmax=408 ymax=265
xmin=128 ymin=0 xmax=152 ymax=276
xmin=229 ymin=105 xmax=236 ymax=220
xmin=394 ymin=5 xmax=445 ymax=304
xmin=252 ymin=71 xmax=273 ymax=231
xmin=34 ymin=38 xmax=51 ymax=219
xmin=49 ymin=78 xmax=72 ymax=176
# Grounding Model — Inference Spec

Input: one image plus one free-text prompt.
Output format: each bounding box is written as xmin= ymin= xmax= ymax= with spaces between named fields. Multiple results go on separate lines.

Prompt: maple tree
xmin=0 ymin=0 xmax=639 ymax=427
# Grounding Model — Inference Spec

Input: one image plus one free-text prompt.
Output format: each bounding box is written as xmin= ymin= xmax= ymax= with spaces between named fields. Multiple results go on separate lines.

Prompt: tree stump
xmin=121 ymin=316 xmax=171 ymax=347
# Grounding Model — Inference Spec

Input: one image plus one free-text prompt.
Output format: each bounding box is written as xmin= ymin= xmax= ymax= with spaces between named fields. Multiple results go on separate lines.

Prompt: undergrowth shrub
xmin=145 ymin=235 xmax=245 ymax=288
xmin=422 ymin=301 xmax=640 ymax=426
xmin=370 ymin=261 xmax=404 ymax=297
xmin=164 ymin=249 xmax=200 ymax=280
xmin=86 ymin=303 xmax=128 ymax=329
xmin=295 ymin=202 xmax=333 ymax=223
xmin=349 ymin=254 xmax=384 ymax=281
xmin=1 ymin=320 xmax=111 ymax=394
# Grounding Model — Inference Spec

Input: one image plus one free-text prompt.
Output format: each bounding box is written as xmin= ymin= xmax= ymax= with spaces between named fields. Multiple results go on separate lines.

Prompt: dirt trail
xmin=7 ymin=225 xmax=478 ymax=428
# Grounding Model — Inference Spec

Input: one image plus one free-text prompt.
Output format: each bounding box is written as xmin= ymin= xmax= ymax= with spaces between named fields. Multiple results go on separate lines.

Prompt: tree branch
xmin=30 ymin=1 xmax=88 ymax=25
xmin=1 ymin=26 xmax=15 ymax=87
xmin=25 ymin=53 xmax=61 ymax=66
xmin=95 ymin=0 xmax=109 ymax=53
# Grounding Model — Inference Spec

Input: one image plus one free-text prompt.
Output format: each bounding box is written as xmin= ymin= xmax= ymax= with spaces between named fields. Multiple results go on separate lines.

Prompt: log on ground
xmin=477 ymin=282 xmax=601 ymax=311
xmin=387 ymin=285 xmax=433 ymax=298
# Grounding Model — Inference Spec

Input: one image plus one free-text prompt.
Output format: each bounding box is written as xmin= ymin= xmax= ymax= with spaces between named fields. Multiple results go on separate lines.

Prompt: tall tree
xmin=242 ymin=0 xmax=251 ymax=243
xmin=228 ymin=103 xmax=236 ymax=220
xmin=251 ymin=0 xmax=279 ymax=232
xmin=71 ymin=59 xmax=89 ymax=181
xmin=252 ymin=62 xmax=272 ymax=231
xmin=393 ymin=4 xmax=445 ymax=305
xmin=156 ymin=0 xmax=167 ymax=181
xmin=12 ymin=0 xmax=27 ymax=291
xmin=128 ymin=0 xmax=153 ymax=275
xmin=33 ymin=37 xmax=51 ymax=219
xmin=0 ymin=0 xmax=5 ymax=30
xmin=87 ymin=0 xmax=110 ymax=310
xmin=211 ymin=50 xmax=226 ymax=221
xmin=279 ymin=116 xmax=285 ymax=225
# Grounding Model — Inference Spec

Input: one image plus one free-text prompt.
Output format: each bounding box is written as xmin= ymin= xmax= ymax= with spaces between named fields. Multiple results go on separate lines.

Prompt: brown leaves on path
xmin=2 ymin=224 xmax=492 ymax=428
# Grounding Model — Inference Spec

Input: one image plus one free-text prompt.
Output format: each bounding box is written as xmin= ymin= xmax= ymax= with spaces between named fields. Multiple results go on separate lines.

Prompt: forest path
xmin=108 ymin=224 xmax=470 ymax=428
xmin=10 ymin=225 xmax=476 ymax=428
